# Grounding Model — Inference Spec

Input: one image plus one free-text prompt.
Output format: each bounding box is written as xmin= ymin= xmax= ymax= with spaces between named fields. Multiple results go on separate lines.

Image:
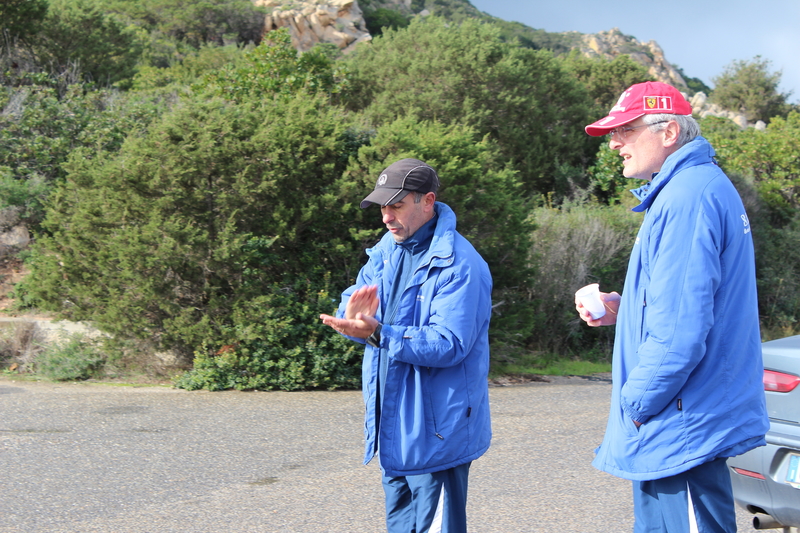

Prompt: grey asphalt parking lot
xmin=1 ymin=375 xmax=757 ymax=532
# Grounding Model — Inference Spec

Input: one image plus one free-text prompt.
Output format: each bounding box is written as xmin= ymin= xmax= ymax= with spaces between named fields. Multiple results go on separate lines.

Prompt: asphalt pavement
xmin=0 ymin=375 xmax=759 ymax=532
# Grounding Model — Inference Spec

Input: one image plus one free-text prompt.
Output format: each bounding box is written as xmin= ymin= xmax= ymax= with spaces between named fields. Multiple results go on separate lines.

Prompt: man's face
xmin=381 ymin=192 xmax=435 ymax=243
xmin=608 ymin=118 xmax=671 ymax=181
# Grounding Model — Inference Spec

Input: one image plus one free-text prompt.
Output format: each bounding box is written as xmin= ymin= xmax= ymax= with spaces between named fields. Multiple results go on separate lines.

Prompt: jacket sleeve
xmin=620 ymin=186 xmax=723 ymax=423
xmin=379 ymin=254 xmax=492 ymax=369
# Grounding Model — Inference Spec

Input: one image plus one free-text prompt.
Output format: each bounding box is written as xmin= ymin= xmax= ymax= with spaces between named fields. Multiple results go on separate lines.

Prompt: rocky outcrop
xmin=580 ymin=28 xmax=688 ymax=91
xmin=255 ymin=0 xmax=371 ymax=53
xmin=0 ymin=225 xmax=29 ymax=255
xmin=0 ymin=205 xmax=30 ymax=259
xmin=689 ymin=92 xmax=766 ymax=130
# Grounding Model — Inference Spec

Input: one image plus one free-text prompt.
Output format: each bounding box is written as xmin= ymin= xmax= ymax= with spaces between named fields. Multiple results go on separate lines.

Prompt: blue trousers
xmin=381 ymin=462 xmax=471 ymax=533
xmin=633 ymin=457 xmax=736 ymax=533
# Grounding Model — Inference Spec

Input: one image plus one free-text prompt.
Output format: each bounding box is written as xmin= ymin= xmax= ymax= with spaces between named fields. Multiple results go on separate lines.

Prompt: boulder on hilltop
xmin=255 ymin=0 xmax=372 ymax=53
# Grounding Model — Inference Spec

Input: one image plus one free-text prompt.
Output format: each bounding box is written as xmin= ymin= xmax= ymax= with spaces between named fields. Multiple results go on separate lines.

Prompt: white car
xmin=728 ymin=334 xmax=800 ymax=529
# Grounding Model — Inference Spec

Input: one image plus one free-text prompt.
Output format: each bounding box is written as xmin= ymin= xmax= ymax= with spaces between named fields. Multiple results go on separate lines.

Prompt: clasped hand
xmin=320 ymin=285 xmax=380 ymax=339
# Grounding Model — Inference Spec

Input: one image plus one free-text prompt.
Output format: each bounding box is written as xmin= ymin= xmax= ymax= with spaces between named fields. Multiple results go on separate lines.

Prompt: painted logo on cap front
xmin=377 ymin=174 xmax=388 ymax=186
xmin=644 ymin=96 xmax=673 ymax=111
xmin=609 ymin=89 xmax=632 ymax=113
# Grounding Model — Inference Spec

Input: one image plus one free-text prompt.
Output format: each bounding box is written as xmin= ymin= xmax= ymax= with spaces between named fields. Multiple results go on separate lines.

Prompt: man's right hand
xmin=576 ymin=291 xmax=621 ymax=327
xmin=344 ymin=285 xmax=379 ymax=320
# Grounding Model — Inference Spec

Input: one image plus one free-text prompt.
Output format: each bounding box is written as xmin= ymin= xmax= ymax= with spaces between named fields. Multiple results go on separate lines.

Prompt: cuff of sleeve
xmin=366 ymin=323 xmax=382 ymax=348
xmin=621 ymin=400 xmax=647 ymax=424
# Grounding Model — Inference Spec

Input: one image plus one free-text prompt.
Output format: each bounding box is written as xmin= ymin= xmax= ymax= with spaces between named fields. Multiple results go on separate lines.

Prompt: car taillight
xmin=732 ymin=467 xmax=766 ymax=480
xmin=763 ymin=370 xmax=800 ymax=393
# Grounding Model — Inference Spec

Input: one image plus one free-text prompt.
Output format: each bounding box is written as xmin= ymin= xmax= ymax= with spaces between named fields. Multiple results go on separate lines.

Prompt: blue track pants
xmin=381 ymin=462 xmax=471 ymax=533
xmin=632 ymin=457 xmax=736 ymax=533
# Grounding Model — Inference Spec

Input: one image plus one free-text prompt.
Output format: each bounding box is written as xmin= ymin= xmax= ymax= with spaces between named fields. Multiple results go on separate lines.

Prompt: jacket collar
xmin=427 ymin=202 xmax=456 ymax=261
xmin=630 ymin=136 xmax=717 ymax=213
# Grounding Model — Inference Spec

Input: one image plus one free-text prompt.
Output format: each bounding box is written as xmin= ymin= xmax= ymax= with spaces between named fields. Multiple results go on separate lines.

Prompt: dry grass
xmin=0 ymin=321 xmax=46 ymax=372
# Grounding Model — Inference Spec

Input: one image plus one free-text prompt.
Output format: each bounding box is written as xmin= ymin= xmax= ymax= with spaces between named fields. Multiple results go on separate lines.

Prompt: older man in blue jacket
xmin=321 ymin=158 xmax=492 ymax=533
xmin=577 ymin=82 xmax=769 ymax=533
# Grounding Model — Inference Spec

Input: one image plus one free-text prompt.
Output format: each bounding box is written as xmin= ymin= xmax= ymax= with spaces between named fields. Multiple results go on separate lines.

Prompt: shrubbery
xmin=0 ymin=85 xmax=173 ymax=230
xmin=174 ymin=277 xmax=362 ymax=391
xmin=710 ymin=56 xmax=793 ymax=124
xmin=525 ymin=201 xmax=641 ymax=356
xmin=344 ymin=16 xmax=597 ymax=195
xmin=35 ymin=333 xmax=107 ymax=381
xmin=23 ymin=92 xmax=361 ymax=356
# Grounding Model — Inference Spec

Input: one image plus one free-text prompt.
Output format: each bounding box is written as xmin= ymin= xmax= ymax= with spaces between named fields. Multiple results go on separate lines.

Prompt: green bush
xmin=24 ymin=92 xmax=361 ymax=358
xmin=710 ymin=56 xmax=791 ymax=123
xmin=753 ymin=214 xmax=800 ymax=339
xmin=196 ymin=29 xmax=350 ymax=104
xmin=174 ymin=276 xmax=361 ymax=391
xmin=363 ymin=7 xmax=409 ymax=36
xmin=725 ymin=172 xmax=800 ymax=340
xmin=0 ymin=84 xmax=172 ymax=229
xmin=0 ymin=0 xmax=48 ymax=44
xmin=103 ymin=0 xmax=267 ymax=49
xmin=0 ymin=169 xmax=49 ymax=226
xmin=175 ymin=113 xmax=535 ymax=389
xmin=587 ymin=142 xmax=631 ymax=205
xmin=35 ymin=333 xmax=106 ymax=380
xmin=132 ymin=43 xmax=244 ymax=90
xmin=708 ymin=111 xmax=800 ymax=226
xmin=345 ymin=16 xmax=595 ymax=196
xmin=559 ymin=50 xmax=654 ymax=116
xmin=33 ymin=0 xmax=144 ymax=87
xmin=1 ymin=85 xmax=107 ymax=185
xmin=525 ymin=200 xmax=641 ymax=356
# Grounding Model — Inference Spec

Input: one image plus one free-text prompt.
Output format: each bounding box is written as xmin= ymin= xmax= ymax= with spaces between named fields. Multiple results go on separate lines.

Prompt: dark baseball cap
xmin=360 ymin=158 xmax=440 ymax=208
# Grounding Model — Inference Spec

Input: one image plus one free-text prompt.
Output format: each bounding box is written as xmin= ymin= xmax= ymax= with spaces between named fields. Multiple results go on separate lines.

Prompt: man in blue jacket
xmin=577 ymin=82 xmax=769 ymax=532
xmin=320 ymin=158 xmax=493 ymax=533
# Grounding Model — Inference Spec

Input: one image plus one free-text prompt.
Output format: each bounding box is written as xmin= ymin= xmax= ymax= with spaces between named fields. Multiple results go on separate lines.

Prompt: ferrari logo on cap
xmin=644 ymin=96 xmax=673 ymax=111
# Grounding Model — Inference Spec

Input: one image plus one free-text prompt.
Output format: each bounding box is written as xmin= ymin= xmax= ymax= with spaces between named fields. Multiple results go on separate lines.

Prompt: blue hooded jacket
xmin=593 ymin=136 xmax=769 ymax=481
xmin=337 ymin=202 xmax=493 ymax=477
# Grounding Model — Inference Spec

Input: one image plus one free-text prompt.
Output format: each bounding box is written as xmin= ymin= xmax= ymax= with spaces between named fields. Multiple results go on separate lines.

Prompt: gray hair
xmin=643 ymin=114 xmax=701 ymax=147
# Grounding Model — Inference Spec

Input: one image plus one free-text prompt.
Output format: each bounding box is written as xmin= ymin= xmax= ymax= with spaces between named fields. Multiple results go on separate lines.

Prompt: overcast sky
xmin=469 ymin=0 xmax=800 ymax=103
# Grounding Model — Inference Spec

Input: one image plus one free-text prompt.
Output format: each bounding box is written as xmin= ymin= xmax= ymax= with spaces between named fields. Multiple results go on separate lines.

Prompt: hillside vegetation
xmin=1 ymin=0 xmax=797 ymax=389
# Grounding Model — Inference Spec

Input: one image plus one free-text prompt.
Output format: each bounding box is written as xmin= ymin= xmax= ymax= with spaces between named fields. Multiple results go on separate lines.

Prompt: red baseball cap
xmin=585 ymin=81 xmax=693 ymax=137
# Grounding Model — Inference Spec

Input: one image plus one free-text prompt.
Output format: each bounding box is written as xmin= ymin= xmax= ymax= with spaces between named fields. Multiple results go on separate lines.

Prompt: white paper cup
xmin=576 ymin=283 xmax=606 ymax=320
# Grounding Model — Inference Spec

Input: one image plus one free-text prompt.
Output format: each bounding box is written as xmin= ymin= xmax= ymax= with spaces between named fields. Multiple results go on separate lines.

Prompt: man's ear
xmin=424 ymin=192 xmax=436 ymax=210
xmin=662 ymin=120 xmax=680 ymax=148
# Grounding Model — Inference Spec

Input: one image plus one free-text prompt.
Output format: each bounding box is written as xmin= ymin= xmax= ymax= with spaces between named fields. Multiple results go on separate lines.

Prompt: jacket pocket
xmin=635 ymin=287 xmax=648 ymax=347
xmin=620 ymin=404 xmax=641 ymax=439
xmin=423 ymin=367 xmax=444 ymax=440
